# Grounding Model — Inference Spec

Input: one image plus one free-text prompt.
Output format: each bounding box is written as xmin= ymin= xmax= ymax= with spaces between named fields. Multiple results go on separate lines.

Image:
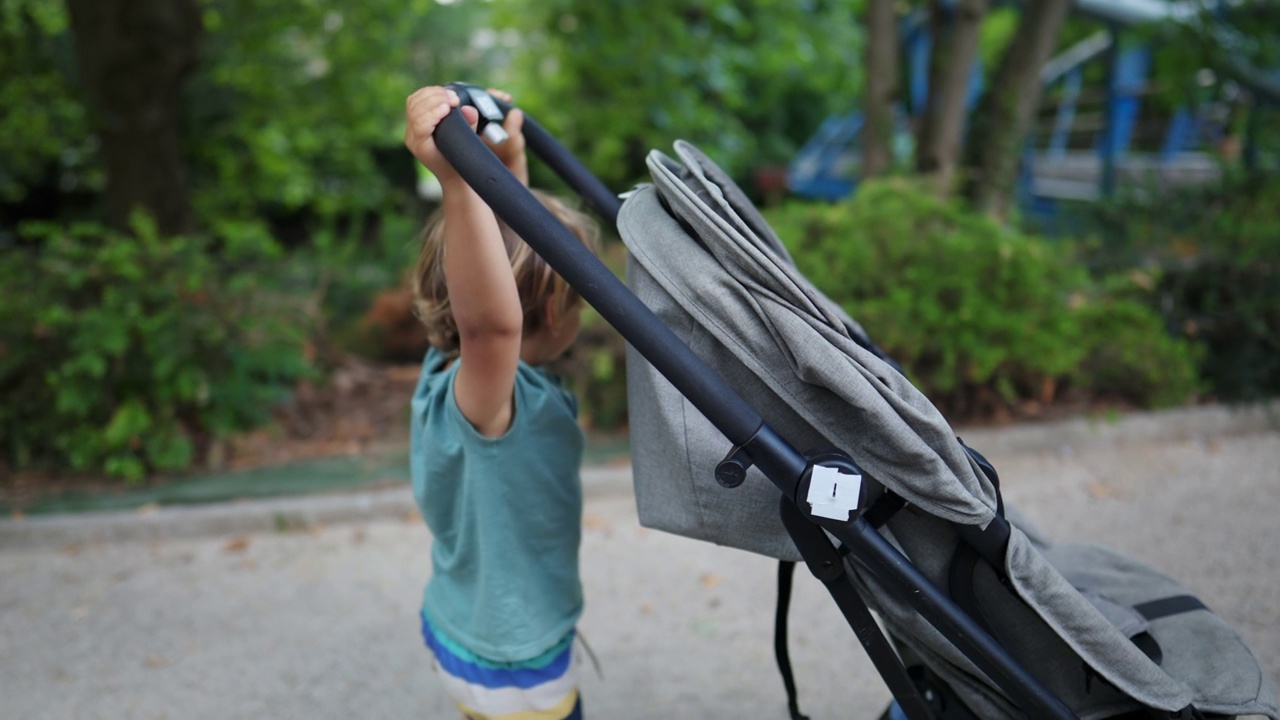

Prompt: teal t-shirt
xmin=410 ymin=348 xmax=585 ymax=662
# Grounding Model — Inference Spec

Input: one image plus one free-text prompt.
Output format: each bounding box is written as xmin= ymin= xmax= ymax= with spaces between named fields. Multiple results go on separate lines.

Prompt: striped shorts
xmin=420 ymin=613 xmax=582 ymax=720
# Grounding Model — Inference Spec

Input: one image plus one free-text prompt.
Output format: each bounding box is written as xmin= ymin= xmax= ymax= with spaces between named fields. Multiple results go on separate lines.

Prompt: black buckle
xmin=445 ymin=82 xmax=509 ymax=145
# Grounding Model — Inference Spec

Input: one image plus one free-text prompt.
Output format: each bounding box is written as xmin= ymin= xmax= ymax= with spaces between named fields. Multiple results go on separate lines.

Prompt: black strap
xmin=774 ymin=561 xmax=810 ymax=720
xmin=1134 ymin=595 xmax=1209 ymax=621
xmin=863 ymin=490 xmax=907 ymax=529
xmin=957 ymin=437 xmax=1003 ymax=519
xmin=1127 ymin=594 xmax=1209 ymax=668
xmin=1131 ymin=632 xmax=1164 ymax=666
xmin=773 ymin=488 xmax=910 ymax=719
xmin=947 ymin=542 xmax=997 ymax=638
xmin=946 ymin=440 xmax=1010 ymax=648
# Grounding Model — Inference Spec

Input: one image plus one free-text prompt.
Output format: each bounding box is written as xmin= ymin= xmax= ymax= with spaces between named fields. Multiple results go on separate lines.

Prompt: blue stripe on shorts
xmin=420 ymin=613 xmax=574 ymax=690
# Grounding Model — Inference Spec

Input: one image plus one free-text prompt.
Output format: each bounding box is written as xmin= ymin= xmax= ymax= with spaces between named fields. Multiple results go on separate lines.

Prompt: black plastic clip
xmin=445 ymin=82 xmax=509 ymax=145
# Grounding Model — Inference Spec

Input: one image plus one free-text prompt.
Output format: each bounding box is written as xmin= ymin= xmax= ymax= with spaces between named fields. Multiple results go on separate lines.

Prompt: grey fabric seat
xmin=618 ymin=140 xmax=1278 ymax=720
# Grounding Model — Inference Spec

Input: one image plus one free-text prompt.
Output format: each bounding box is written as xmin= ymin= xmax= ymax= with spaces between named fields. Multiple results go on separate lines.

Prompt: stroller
xmin=435 ymin=84 xmax=1278 ymax=720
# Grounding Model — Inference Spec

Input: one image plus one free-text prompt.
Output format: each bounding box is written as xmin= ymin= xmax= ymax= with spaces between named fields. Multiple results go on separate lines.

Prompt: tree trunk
xmin=964 ymin=0 xmax=1072 ymax=218
xmin=862 ymin=0 xmax=900 ymax=179
xmin=914 ymin=0 xmax=988 ymax=194
xmin=65 ymin=0 xmax=203 ymax=236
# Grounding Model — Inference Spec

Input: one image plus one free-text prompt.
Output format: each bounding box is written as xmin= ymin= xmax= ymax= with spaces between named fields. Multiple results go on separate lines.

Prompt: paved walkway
xmin=1 ymin=404 xmax=1277 ymax=719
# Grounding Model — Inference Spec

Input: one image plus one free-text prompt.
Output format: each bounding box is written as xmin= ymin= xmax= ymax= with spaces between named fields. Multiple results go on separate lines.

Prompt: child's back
xmin=403 ymin=84 xmax=600 ymax=720
xmin=411 ymin=348 xmax=584 ymax=661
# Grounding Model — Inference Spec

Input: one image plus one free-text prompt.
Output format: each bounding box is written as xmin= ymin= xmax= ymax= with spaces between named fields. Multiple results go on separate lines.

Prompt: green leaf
xmin=104 ymin=400 xmax=152 ymax=446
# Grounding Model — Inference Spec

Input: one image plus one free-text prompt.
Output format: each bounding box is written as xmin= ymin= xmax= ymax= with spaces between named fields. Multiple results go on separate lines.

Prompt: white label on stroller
xmin=807 ymin=464 xmax=862 ymax=521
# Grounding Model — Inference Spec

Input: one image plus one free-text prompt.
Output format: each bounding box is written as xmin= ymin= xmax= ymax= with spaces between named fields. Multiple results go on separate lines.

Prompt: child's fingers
xmin=406 ymin=86 xmax=455 ymax=116
xmin=405 ymin=101 xmax=452 ymax=145
xmin=404 ymin=87 xmax=461 ymax=132
xmin=459 ymin=105 xmax=480 ymax=131
xmin=486 ymin=88 xmax=513 ymax=103
xmin=503 ymin=108 xmax=524 ymax=135
xmin=406 ymin=87 xmax=475 ymax=140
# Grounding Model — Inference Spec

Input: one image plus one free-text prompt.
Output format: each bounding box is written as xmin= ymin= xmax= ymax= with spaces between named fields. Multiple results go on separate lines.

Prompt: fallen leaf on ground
xmin=1085 ymin=482 xmax=1127 ymax=500
xmin=224 ymin=536 xmax=251 ymax=553
xmin=699 ymin=573 xmax=722 ymax=589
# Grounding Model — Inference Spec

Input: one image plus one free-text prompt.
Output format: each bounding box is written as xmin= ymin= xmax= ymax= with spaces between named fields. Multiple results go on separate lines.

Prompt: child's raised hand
xmin=404 ymin=86 xmax=479 ymax=183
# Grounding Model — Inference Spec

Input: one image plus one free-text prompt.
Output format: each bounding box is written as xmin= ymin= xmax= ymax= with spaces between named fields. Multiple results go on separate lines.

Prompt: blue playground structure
xmin=787 ymin=0 xmax=1276 ymax=224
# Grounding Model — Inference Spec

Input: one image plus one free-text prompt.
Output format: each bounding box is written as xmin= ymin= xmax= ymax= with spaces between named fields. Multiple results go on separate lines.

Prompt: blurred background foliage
xmin=0 ymin=0 xmax=1276 ymax=481
xmin=494 ymin=0 xmax=864 ymax=189
xmin=767 ymin=180 xmax=1202 ymax=419
xmin=1 ymin=215 xmax=312 ymax=480
xmin=1082 ymin=171 xmax=1280 ymax=402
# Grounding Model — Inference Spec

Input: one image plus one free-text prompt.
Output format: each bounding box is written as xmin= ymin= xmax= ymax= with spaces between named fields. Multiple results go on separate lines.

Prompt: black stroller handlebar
xmin=432 ymin=102 xmax=783 ymax=459
xmin=429 ymin=92 xmax=1080 ymax=720
xmin=445 ymin=82 xmax=623 ymax=227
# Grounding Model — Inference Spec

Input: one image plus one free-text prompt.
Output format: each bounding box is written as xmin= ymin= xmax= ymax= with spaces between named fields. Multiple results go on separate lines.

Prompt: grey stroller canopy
xmin=433 ymin=83 xmax=1278 ymax=720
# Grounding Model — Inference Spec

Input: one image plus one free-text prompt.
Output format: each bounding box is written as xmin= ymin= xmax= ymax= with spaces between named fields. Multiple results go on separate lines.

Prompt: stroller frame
xmin=434 ymin=86 xmax=1120 ymax=720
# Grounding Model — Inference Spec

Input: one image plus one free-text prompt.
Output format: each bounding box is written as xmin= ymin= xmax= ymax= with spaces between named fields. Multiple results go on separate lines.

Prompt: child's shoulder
xmin=422 ymin=347 xmax=450 ymax=372
xmin=516 ymin=362 xmax=579 ymax=418
xmin=414 ymin=347 xmax=458 ymax=397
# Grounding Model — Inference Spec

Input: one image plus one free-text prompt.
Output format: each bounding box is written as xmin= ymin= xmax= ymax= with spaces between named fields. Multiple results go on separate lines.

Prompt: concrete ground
xmin=1 ymin=404 xmax=1277 ymax=720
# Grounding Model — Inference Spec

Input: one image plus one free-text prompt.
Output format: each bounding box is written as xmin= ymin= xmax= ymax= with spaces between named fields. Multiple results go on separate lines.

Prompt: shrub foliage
xmin=1087 ymin=173 xmax=1280 ymax=401
xmin=765 ymin=179 xmax=1201 ymax=417
xmin=0 ymin=216 xmax=312 ymax=480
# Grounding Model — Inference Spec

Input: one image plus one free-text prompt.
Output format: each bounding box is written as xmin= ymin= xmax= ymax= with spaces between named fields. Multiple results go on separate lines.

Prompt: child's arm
xmin=404 ymin=86 xmax=522 ymax=437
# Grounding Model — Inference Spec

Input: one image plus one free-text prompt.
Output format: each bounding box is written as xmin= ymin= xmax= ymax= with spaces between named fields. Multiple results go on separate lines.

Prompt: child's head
xmin=413 ymin=189 xmax=601 ymax=358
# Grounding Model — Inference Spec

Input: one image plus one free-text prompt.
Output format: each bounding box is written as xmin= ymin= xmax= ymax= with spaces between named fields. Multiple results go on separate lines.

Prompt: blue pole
xmin=1099 ymin=25 xmax=1120 ymax=198
xmin=1049 ymin=68 xmax=1083 ymax=159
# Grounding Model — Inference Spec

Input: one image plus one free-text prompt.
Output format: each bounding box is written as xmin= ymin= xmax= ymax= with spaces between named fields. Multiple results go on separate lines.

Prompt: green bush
xmin=0 ymin=215 xmax=313 ymax=480
xmin=268 ymin=210 xmax=426 ymax=363
xmin=1086 ymin=173 xmax=1280 ymax=401
xmin=765 ymin=179 xmax=1200 ymax=416
xmin=1073 ymin=277 xmax=1203 ymax=408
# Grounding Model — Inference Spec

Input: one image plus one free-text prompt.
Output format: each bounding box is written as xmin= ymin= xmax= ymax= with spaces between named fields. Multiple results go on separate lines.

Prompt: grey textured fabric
xmin=1046 ymin=543 xmax=1280 ymax=718
xmin=618 ymin=140 xmax=1278 ymax=719
xmin=628 ymin=143 xmax=999 ymax=530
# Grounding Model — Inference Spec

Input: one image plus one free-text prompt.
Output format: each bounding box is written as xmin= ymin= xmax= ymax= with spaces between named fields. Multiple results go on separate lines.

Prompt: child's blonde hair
xmin=412 ymin=189 xmax=601 ymax=356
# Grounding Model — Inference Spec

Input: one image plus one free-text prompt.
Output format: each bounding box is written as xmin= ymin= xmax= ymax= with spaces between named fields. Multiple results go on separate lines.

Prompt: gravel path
xmin=2 ymin=405 xmax=1277 ymax=719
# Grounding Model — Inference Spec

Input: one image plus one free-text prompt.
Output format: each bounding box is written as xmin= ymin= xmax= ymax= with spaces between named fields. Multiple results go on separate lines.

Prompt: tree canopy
xmin=493 ymin=0 xmax=864 ymax=189
xmin=3 ymin=0 xmax=877 ymax=230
